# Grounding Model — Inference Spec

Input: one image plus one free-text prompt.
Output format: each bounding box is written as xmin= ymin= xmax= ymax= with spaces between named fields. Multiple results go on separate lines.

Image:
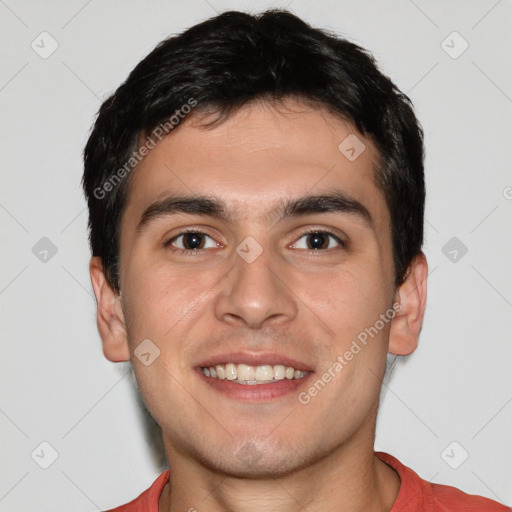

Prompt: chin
xmin=193 ymin=440 xmax=325 ymax=479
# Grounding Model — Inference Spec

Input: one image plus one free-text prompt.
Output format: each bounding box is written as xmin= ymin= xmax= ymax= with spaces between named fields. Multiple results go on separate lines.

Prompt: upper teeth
xmin=201 ymin=363 xmax=308 ymax=383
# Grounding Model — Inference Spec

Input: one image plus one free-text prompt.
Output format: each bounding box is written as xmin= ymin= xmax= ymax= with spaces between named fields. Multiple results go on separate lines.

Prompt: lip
xmin=196 ymin=352 xmax=313 ymax=372
xmin=195 ymin=366 xmax=314 ymax=402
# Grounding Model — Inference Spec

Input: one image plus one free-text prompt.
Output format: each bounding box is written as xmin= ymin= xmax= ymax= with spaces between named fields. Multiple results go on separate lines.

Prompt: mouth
xmin=199 ymin=363 xmax=309 ymax=384
xmin=195 ymin=354 xmax=314 ymax=402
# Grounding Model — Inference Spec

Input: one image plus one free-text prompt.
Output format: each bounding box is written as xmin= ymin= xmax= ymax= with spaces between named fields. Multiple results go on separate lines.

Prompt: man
xmin=82 ymin=9 xmax=510 ymax=512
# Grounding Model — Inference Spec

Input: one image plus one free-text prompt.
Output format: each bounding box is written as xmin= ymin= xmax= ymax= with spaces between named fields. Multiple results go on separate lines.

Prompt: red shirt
xmin=105 ymin=451 xmax=511 ymax=511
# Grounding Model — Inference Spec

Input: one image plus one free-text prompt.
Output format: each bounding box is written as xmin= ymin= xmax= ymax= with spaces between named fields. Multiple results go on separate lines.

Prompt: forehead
xmin=121 ymin=99 xmax=388 ymax=233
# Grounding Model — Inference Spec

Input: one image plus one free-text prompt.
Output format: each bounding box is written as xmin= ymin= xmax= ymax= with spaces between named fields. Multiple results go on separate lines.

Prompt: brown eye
xmin=292 ymin=231 xmax=345 ymax=251
xmin=166 ymin=231 xmax=218 ymax=252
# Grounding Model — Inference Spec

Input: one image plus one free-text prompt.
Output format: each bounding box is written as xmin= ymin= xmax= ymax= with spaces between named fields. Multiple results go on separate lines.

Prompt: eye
xmin=164 ymin=228 xmax=344 ymax=255
xmin=291 ymin=230 xmax=345 ymax=251
xmin=165 ymin=230 xmax=219 ymax=253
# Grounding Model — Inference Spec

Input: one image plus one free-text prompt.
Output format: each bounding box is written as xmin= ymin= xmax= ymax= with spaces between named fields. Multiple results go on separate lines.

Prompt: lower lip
xmin=195 ymin=368 xmax=314 ymax=402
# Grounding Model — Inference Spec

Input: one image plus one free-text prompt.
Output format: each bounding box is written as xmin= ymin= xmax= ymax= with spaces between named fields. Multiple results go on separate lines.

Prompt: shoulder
xmin=376 ymin=452 xmax=511 ymax=512
xmin=431 ymin=481 xmax=511 ymax=511
xmin=103 ymin=470 xmax=170 ymax=512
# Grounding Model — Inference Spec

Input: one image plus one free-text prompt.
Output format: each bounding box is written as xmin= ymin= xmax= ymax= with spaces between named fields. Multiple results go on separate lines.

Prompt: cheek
xmin=123 ymin=260 xmax=205 ymax=338
xmin=302 ymin=264 xmax=387 ymax=338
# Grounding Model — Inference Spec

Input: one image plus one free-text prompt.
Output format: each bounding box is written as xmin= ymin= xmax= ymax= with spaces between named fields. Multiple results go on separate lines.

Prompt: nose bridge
xmin=214 ymin=236 xmax=297 ymax=328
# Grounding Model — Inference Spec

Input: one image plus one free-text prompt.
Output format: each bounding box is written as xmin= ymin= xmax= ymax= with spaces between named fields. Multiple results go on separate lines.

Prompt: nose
xmin=214 ymin=241 xmax=298 ymax=329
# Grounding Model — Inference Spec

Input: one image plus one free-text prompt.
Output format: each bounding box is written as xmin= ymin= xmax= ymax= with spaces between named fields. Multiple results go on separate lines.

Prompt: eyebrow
xmin=135 ymin=190 xmax=373 ymax=235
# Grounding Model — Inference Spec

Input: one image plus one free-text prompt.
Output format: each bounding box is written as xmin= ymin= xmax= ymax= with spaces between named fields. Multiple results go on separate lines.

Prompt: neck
xmin=159 ymin=440 xmax=400 ymax=512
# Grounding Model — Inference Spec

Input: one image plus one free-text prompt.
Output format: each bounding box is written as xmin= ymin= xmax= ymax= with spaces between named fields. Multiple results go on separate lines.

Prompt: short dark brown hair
xmin=82 ymin=9 xmax=425 ymax=293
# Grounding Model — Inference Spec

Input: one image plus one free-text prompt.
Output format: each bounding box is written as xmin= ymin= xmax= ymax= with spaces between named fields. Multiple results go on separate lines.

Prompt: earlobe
xmin=89 ymin=257 xmax=130 ymax=362
xmin=388 ymin=252 xmax=428 ymax=356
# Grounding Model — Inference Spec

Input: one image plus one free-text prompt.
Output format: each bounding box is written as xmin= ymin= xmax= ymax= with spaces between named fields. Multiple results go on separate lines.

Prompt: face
xmin=112 ymin=99 xmax=401 ymax=476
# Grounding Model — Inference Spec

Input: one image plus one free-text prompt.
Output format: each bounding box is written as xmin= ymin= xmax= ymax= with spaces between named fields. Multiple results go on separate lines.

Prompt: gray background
xmin=0 ymin=0 xmax=511 ymax=510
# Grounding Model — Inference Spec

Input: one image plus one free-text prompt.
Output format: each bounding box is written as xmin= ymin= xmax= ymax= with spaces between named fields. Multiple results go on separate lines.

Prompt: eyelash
xmin=165 ymin=228 xmax=346 ymax=256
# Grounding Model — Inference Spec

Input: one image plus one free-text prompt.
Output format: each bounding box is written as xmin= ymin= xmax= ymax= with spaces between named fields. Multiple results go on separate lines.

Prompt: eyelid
xmin=165 ymin=228 xmax=220 ymax=250
xmin=290 ymin=227 xmax=346 ymax=250
xmin=164 ymin=227 xmax=346 ymax=256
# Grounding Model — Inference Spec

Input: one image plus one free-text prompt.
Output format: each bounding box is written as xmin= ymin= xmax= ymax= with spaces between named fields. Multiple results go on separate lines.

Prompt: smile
xmin=200 ymin=363 xmax=310 ymax=384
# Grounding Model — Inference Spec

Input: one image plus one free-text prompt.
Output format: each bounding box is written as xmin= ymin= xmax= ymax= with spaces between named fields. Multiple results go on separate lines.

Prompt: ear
xmin=89 ymin=256 xmax=130 ymax=362
xmin=388 ymin=252 xmax=428 ymax=356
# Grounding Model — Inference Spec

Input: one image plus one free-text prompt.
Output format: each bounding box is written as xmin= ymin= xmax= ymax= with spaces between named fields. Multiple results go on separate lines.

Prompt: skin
xmin=90 ymin=97 xmax=428 ymax=512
